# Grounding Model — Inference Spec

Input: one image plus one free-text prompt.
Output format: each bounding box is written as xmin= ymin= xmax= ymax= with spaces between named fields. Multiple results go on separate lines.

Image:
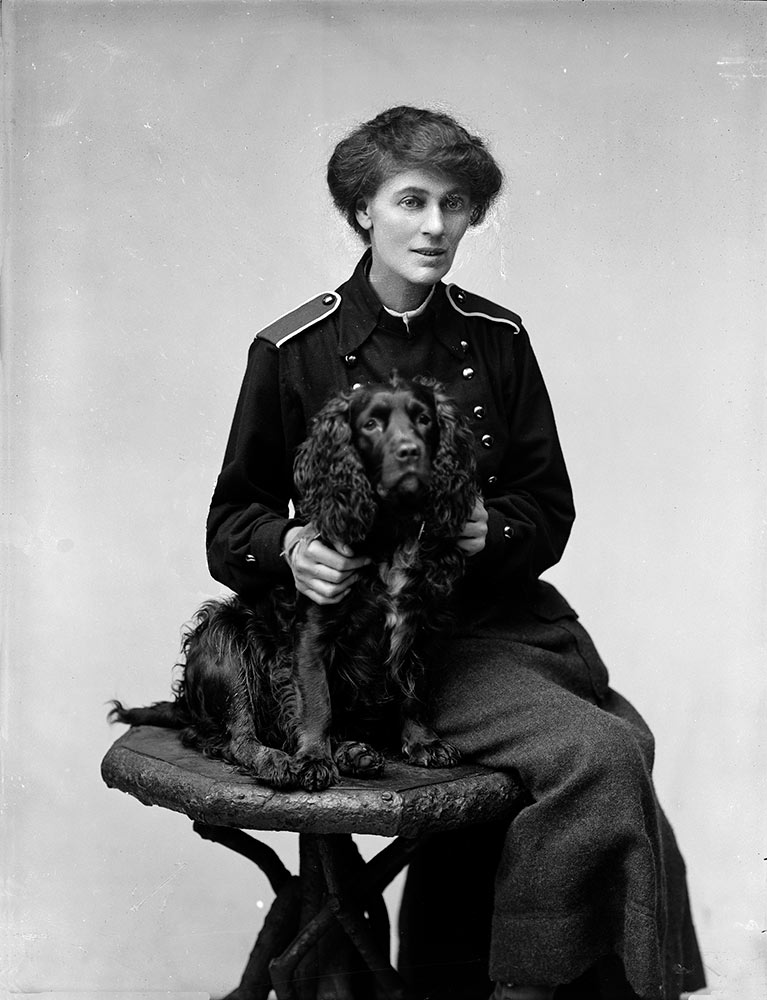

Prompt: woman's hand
xmin=283 ymin=525 xmax=370 ymax=605
xmin=457 ymin=498 xmax=488 ymax=557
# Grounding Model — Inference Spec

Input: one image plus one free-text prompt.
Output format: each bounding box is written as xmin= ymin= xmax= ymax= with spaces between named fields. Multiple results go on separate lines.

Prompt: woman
xmin=206 ymin=106 xmax=705 ymax=1000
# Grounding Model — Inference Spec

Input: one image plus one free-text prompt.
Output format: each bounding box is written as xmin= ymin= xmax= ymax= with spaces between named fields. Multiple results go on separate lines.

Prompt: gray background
xmin=3 ymin=1 xmax=765 ymax=996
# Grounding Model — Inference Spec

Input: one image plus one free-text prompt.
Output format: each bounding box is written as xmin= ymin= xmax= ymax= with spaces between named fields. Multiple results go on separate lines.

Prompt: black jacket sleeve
xmin=205 ymin=338 xmax=301 ymax=596
xmin=462 ymin=324 xmax=575 ymax=596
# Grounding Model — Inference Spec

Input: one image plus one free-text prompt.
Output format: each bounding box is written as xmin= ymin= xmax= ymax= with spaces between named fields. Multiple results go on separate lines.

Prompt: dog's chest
xmin=377 ymin=538 xmax=418 ymax=595
xmin=376 ymin=541 xmax=420 ymax=651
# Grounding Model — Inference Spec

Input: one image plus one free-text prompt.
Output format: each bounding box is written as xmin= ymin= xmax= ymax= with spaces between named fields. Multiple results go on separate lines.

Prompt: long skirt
xmin=397 ymin=583 xmax=706 ymax=1000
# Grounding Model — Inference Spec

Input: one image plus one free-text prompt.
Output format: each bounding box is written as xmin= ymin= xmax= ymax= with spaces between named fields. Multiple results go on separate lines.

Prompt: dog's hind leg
xmin=400 ymin=716 xmax=461 ymax=768
xmin=399 ymin=693 xmax=461 ymax=769
xmin=227 ymin=710 xmax=298 ymax=789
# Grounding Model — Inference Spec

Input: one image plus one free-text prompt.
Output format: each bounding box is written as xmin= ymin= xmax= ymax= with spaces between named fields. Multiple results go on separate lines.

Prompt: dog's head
xmin=349 ymin=378 xmax=438 ymax=507
xmin=294 ymin=375 xmax=478 ymax=548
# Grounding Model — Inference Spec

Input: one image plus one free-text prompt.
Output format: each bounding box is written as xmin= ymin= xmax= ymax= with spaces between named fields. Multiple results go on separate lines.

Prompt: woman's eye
xmin=400 ymin=196 xmax=420 ymax=209
xmin=446 ymin=196 xmax=466 ymax=212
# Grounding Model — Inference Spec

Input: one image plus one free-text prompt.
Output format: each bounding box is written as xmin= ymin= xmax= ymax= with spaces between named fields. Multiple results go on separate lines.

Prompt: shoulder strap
xmin=256 ymin=291 xmax=341 ymax=348
xmin=445 ymin=284 xmax=521 ymax=333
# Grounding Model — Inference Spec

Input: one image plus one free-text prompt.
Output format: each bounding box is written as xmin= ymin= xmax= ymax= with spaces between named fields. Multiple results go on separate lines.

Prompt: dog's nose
xmin=396 ymin=440 xmax=420 ymax=461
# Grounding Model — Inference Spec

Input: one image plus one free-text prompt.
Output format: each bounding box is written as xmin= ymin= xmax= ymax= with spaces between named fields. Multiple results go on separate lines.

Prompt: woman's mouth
xmin=412 ymin=248 xmax=448 ymax=266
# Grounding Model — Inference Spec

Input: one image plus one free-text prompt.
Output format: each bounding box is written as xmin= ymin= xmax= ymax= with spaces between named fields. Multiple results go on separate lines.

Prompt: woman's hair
xmin=327 ymin=106 xmax=504 ymax=240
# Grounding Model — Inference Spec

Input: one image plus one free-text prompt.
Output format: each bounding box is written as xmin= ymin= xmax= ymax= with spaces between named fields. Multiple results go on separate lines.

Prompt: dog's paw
xmin=402 ymin=739 xmax=461 ymax=769
xmin=233 ymin=743 xmax=299 ymax=789
xmin=333 ymin=740 xmax=385 ymax=777
xmin=294 ymin=754 xmax=339 ymax=791
xmin=258 ymin=750 xmax=299 ymax=789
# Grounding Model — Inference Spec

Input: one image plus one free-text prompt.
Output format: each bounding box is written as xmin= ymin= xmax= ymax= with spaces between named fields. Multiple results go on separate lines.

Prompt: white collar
xmin=383 ymin=286 xmax=435 ymax=329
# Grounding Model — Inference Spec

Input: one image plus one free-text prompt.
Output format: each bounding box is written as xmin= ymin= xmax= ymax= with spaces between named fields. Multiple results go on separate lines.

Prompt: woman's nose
xmin=421 ymin=203 xmax=445 ymax=236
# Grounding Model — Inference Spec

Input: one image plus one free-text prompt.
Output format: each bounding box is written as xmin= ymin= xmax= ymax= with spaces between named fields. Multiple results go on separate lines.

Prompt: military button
xmin=455 ymin=288 xmax=466 ymax=302
xmin=487 ymin=475 xmax=498 ymax=486
xmin=473 ymin=405 xmax=486 ymax=420
xmin=351 ymin=382 xmax=363 ymax=390
xmin=481 ymin=434 xmax=494 ymax=448
xmin=462 ymin=366 xmax=475 ymax=380
xmin=245 ymin=554 xmax=257 ymax=564
xmin=460 ymin=339 xmax=469 ymax=354
xmin=322 ymin=294 xmax=335 ymax=305
xmin=344 ymin=353 xmax=357 ymax=367
xmin=503 ymin=525 xmax=514 ymax=540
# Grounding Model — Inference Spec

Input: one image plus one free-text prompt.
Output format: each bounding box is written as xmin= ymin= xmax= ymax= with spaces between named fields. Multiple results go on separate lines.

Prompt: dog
xmin=110 ymin=375 xmax=478 ymax=791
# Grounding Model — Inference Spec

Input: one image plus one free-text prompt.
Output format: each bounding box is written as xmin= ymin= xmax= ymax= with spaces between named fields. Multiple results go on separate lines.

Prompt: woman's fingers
xmin=456 ymin=498 xmax=489 ymax=556
xmin=305 ymin=538 xmax=367 ymax=573
xmin=298 ymin=578 xmax=356 ymax=605
xmin=285 ymin=528 xmax=370 ymax=604
xmin=302 ymin=539 xmax=368 ymax=578
xmin=295 ymin=561 xmax=360 ymax=604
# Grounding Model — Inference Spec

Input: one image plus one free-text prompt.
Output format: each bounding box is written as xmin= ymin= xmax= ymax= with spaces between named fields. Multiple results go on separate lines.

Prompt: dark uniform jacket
xmin=206 ymin=251 xmax=575 ymax=619
xmin=205 ymin=255 xmax=708 ymax=1000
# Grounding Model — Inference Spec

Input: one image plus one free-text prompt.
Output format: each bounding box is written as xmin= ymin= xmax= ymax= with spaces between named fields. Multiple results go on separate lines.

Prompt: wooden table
xmin=102 ymin=726 xmax=524 ymax=1000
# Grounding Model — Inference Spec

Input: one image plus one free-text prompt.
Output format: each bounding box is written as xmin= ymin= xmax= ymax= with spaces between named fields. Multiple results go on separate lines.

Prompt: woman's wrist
xmin=280 ymin=523 xmax=321 ymax=577
xmin=280 ymin=526 xmax=304 ymax=566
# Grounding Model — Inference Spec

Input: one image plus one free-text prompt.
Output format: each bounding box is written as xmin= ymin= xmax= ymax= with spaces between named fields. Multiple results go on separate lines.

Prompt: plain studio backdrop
xmin=2 ymin=1 xmax=765 ymax=998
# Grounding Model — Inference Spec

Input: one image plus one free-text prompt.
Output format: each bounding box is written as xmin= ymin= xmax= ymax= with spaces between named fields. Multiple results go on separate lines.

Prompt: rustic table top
xmin=101 ymin=726 xmax=524 ymax=837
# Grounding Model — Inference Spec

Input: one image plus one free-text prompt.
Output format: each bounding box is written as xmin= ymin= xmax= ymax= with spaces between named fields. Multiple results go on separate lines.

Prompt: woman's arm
xmin=206 ymin=338 xmax=299 ymax=595
xmin=206 ymin=338 xmax=368 ymax=600
xmin=461 ymin=324 xmax=575 ymax=593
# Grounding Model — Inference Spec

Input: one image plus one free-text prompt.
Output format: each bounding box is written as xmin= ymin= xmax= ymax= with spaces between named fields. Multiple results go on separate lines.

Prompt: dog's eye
xmin=416 ymin=412 xmax=433 ymax=426
xmin=363 ymin=418 xmax=380 ymax=432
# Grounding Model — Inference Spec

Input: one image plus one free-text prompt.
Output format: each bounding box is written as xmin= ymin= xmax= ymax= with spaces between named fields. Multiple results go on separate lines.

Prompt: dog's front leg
xmin=291 ymin=606 xmax=339 ymax=791
xmin=385 ymin=598 xmax=462 ymax=769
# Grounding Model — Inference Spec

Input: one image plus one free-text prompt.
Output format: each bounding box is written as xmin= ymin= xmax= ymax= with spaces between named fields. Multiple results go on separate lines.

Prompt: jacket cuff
xmin=249 ymin=518 xmax=295 ymax=582
xmin=462 ymin=507 xmax=519 ymax=582
xmin=477 ymin=506 xmax=510 ymax=564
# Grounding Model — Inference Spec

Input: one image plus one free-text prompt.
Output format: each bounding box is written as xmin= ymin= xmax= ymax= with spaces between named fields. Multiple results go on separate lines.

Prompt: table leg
xmin=194 ymin=822 xmax=425 ymax=1000
xmin=270 ymin=833 xmax=417 ymax=1000
xmin=194 ymin=823 xmax=300 ymax=1000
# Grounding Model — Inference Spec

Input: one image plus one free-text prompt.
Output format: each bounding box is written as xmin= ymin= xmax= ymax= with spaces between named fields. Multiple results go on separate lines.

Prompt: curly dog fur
xmin=110 ymin=375 xmax=478 ymax=791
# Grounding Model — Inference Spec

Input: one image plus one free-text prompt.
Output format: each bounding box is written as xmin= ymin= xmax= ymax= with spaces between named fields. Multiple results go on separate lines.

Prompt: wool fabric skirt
xmin=397 ymin=583 xmax=705 ymax=1000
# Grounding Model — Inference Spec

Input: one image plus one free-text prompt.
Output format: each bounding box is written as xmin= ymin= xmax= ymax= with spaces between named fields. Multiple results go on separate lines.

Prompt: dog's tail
xmin=107 ymin=699 xmax=190 ymax=729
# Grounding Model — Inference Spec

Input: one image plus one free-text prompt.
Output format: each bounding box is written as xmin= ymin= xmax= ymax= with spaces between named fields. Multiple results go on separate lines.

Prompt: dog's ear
xmin=420 ymin=381 xmax=478 ymax=537
xmin=293 ymin=392 xmax=377 ymax=546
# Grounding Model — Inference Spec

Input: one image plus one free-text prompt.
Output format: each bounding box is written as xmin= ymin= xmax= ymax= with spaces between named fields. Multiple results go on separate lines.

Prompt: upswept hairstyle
xmin=327 ymin=105 xmax=504 ymax=240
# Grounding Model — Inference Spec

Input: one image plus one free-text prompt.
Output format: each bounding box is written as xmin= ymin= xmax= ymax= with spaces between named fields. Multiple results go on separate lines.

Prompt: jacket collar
xmin=335 ymin=250 xmax=470 ymax=360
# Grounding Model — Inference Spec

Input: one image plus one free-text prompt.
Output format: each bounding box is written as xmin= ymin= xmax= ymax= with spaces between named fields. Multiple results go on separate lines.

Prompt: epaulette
xmin=446 ymin=284 xmax=521 ymax=333
xmin=256 ymin=291 xmax=342 ymax=348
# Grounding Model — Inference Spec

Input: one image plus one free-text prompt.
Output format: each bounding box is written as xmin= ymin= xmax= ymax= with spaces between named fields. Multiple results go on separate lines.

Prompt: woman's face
xmin=355 ymin=169 xmax=473 ymax=311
